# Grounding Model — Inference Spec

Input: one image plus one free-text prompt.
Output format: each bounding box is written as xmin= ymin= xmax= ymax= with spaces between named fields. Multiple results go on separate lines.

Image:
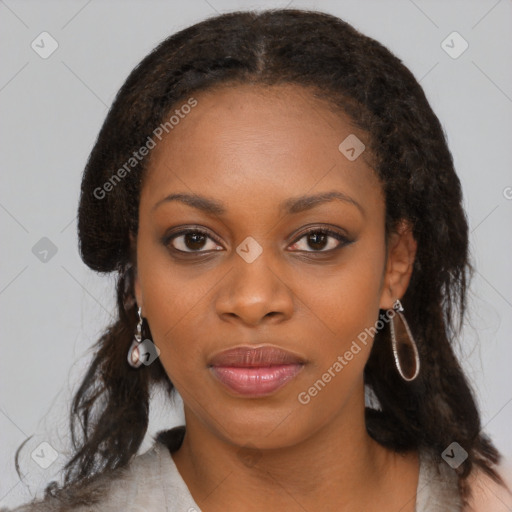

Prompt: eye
xmin=288 ymin=227 xmax=351 ymax=253
xmin=166 ymin=228 xmax=223 ymax=253
xmin=164 ymin=226 xmax=352 ymax=255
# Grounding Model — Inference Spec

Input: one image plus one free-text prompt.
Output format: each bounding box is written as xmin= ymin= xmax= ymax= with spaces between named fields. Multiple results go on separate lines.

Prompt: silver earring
xmin=389 ymin=299 xmax=420 ymax=381
xmin=127 ymin=307 xmax=144 ymax=368
xmin=127 ymin=307 xmax=160 ymax=368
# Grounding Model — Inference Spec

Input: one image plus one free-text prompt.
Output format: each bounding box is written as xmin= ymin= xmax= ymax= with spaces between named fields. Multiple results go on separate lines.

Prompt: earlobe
xmin=129 ymin=232 xmax=143 ymax=312
xmin=134 ymin=271 xmax=144 ymax=313
xmin=379 ymin=220 xmax=417 ymax=309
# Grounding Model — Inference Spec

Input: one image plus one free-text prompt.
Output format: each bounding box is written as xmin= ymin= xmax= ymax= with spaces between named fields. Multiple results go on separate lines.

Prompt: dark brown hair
xmin=16 ymin=7 xmax=505 ymax=507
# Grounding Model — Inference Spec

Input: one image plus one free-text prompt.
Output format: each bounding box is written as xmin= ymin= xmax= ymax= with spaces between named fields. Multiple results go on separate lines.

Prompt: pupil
xmin=309 ymin=232 xmax=327 ymax=250
xmin=186 ymin=233 xmax=206 ymax=250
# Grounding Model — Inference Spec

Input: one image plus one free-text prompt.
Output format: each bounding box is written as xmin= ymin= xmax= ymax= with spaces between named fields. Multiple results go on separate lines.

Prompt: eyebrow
xmin=152 ymin=190 xmax=364 ymax=216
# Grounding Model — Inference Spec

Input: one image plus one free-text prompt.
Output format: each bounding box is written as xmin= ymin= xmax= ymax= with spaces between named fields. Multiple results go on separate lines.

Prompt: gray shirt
xmin=3 ymin=441 xmax=462 ymax=511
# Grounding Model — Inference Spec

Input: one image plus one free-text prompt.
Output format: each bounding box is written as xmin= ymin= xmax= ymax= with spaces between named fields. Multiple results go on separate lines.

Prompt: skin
xmin=134 ymin=83 xmax=419 ymax=511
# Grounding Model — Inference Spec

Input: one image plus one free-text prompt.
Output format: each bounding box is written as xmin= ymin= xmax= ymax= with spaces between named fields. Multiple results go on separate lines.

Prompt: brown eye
xmin=167 ymin=229 xmax=223 ymax=253
xmin=289 ymin=228 xmax=350 ymax=252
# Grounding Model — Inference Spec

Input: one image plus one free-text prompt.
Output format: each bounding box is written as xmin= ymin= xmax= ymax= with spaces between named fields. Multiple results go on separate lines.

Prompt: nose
xmin=215 ymin=246 xmax=294 ymax=327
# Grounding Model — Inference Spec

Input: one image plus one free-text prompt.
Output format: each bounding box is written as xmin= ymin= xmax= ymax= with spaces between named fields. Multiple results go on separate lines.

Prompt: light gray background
xmin=1 ymin=0 xmax=511 ymax=508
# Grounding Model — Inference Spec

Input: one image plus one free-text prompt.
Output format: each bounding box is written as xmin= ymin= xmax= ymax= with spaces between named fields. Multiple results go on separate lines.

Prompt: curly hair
xmin=16 ymin=7 xmax=504 ymax=507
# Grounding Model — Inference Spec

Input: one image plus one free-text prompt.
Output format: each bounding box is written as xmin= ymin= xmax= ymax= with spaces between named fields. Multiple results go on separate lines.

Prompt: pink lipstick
xmin=208 ymin=346 xmax=305 ymax=397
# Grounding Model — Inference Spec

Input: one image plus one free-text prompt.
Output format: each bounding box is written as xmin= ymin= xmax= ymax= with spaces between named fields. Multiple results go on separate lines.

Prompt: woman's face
xmin=134 ymin=83 xmax=410 ymax=449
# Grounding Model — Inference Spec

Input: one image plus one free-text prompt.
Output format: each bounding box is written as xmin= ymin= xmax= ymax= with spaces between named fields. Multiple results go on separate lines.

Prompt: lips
xmin=208 ymin=345 xmax=305 ymax=397
xmin=209 ymin=346 xmax=305 ymax=367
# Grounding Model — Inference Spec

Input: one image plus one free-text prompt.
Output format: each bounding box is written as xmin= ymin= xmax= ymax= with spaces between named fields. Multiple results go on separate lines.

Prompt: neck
xmin=171 ymin=385 xmax=408 ymax=511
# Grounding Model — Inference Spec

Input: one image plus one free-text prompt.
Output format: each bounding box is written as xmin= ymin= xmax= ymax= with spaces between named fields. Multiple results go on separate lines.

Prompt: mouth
xmin=208 ymin=345 xmax=305 ymax=397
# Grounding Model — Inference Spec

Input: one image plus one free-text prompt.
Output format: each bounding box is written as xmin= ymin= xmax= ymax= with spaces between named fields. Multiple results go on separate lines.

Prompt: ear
xmin=134 ymin=270 xmax=143 ymax=313
xmin=379 ymin=220 xmax=417 ymax=310
xmin=129 ymin=232 xmax=144 ymax=313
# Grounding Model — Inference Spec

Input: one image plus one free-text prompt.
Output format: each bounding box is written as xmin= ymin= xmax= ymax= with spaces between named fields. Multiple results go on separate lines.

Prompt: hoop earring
xmin=127 ymin=307 xmax=144 ymax=368
xmin=389 ymin=299 xmax=420 ymax=381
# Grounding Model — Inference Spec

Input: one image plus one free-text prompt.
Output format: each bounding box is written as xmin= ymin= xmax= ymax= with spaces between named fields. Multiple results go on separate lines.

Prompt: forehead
xmin=141 ymin=83 xmax=382 ymax=217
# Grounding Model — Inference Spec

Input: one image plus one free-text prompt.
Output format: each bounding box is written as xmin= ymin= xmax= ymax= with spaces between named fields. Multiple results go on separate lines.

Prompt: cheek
xmin=293 ymin=239 xmax=386 ymax=405
xmin=139 ymin=272 xmax=210 ymax=377
xmin=292 ymin=246 xmax=386 ymax=418
xmin=295 ymin=242 xmax=386 ymax=346
xmin=135 ymin=233 xmax=208 ymax=380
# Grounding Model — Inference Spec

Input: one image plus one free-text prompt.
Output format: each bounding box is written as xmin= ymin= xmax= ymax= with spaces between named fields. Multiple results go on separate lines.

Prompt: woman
xmin=5 ymin=8 xmax=512 ymax=511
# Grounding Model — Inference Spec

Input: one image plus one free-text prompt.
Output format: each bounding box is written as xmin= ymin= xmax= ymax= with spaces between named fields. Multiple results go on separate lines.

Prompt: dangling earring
xmin=127 ymin=307 xmax=160 ymax=368
xmin=389 ymin=299 xmax=420 ymax=381
xmin=128 ymin=307 xmax=144 ymax=368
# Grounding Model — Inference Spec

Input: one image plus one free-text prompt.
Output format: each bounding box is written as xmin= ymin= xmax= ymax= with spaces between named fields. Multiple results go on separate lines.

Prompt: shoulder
xmin=2 ymin=443 xmax=166 ymax=512
xmin=465 ymin=460 xmax=512 ymax=512
xmin=415 ymin=448 xmax=463 ymax=510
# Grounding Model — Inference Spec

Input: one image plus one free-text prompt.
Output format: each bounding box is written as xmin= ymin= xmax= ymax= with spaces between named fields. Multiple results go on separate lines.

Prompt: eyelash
xmin=164 ymin=226 xmax=352 ymax=255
